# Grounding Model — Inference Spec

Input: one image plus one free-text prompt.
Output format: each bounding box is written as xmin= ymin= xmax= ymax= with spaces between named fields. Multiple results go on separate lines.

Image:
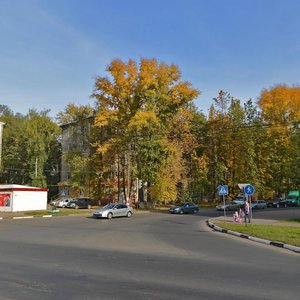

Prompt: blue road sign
xmin=218 ymin=185 xmax=228 ymax=196
xmin=244 ymin=184 xmax=255 ymax=195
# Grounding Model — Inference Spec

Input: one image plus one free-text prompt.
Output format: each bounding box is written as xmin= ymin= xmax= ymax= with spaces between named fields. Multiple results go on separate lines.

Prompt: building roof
xmin=0 ymin=184 xmax=48 ymax=192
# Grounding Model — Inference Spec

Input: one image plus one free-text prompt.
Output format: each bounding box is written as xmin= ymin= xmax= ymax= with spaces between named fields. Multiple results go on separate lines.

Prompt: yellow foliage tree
xmin=92 ymin=58 xmax=200 ymax=203
xmin=258 ymin=84 xmax=300 ymax=123
xmin=258 ymin=84 xmax=300 ymax=194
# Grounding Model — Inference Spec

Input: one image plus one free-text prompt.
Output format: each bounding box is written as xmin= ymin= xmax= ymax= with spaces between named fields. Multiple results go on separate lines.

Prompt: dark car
xmin=169 ymin=202 xmax=199 ymax=214
xmin=270 ymin=200 xmax=288 ymax=208
xmin=66 ymin=197 xmax=99 ymax=209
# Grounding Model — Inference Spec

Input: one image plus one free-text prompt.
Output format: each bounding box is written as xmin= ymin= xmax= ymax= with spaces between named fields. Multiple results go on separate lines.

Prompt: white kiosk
xmin=0 ymin=184 xmax=48 ymax=212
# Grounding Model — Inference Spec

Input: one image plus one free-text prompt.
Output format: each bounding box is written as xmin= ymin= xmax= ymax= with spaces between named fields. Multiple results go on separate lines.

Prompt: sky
xmin=1 ymin=0 xmax=300 ymax=118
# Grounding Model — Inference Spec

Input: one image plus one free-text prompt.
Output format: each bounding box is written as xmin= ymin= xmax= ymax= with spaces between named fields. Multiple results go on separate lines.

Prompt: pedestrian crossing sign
xmin=218 ymin=185 xmax=228 ymax=196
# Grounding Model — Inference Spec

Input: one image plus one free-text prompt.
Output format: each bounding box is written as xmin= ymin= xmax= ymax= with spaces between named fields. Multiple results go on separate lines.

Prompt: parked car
xmin=270 ymin=199 xmax=289 ymax=208
xmin=66 ymin=197 xmax=97 ymax=209
xmin=233 ymin=195 xmax=246 ymax=205
xmin=50 ymin=198 xmax=60 ymax=207
xmin=93 ymin=203 xmax=133 ymax=219
xmin=251 ymin=200 xmax=267 ymax=209
xmin=169 ymin=202 xmax=199 ymax=214
xmin=216 ymin=201 xmax=240 ymax=211
xmin=56 ymin=198 xmax=72 ymax=208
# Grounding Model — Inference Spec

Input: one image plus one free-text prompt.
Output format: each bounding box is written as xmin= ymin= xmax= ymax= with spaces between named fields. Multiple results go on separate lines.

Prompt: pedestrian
xmin=233 ymin=211 xmax=239 ymax=222
xmin=238 ymin=207 xmax=243 ymax=223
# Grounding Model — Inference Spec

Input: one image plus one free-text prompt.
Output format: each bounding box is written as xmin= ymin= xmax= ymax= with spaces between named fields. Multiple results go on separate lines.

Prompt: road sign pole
xmin=244 ymin=184 xmax=255 ymax=226
xmin=223 ymin=195 xmax=226 ymax=221
xmin=249 ymin=194 xmax=253 ymax=224
xmin=218 ymin=185 xmax=228 ymax=222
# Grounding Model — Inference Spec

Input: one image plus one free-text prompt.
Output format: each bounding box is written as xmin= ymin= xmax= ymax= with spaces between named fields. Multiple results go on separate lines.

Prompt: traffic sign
xmin=244 ymin=184 xmax=255 ymax=195
xmin=218 ymin=185 xmax=228 ymax=196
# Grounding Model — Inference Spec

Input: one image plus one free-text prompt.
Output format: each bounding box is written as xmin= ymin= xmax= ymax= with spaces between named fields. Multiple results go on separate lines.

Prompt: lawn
xmin=216 ymin=222 xmax=300 ymax=247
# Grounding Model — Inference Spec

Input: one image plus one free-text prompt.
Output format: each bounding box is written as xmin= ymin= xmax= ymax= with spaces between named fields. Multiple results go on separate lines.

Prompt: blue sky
xmin=1 ymin=0 xmax=300 ymax=117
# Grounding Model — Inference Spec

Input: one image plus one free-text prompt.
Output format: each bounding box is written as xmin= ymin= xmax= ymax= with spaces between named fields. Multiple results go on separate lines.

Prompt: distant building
xmin=60 ymin=116 xmax=94 ymax=195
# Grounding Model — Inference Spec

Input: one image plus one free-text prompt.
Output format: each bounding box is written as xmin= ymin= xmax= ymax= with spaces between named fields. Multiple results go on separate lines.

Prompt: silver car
xmin=216 ymin=201 xmax=240 ymax=211
xmin=251 ymin=200 xmax=267 ymax=209
xmin=93 ymin=203 xmax=133 ymax=219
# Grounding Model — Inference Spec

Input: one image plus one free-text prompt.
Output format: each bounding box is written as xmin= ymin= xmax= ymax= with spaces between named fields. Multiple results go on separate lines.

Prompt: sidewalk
xmin=211 ymin=216 xmax=300 ymax=227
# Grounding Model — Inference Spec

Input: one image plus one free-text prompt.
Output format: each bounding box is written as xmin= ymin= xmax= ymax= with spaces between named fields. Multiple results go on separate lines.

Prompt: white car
xmin=93 ymin=203 xmax=133 ymax=219
xmin=56 ymin=198 xmax=72 ymax=208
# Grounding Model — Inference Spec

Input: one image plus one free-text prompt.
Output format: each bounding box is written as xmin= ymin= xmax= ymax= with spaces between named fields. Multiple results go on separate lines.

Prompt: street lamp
xmin=0 ymin=122 xmax=5 ymax=172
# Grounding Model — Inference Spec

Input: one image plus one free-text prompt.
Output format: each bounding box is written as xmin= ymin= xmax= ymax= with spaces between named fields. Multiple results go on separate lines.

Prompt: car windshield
xmin=287 ymin=196 xmax=296 ymax=200
xmin=103 ymin=203 xmax=115 ymax=209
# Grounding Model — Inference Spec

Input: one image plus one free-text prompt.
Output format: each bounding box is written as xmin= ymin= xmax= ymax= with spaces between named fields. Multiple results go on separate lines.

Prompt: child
xmin=233 ymin=211 xmax=240 ymax=222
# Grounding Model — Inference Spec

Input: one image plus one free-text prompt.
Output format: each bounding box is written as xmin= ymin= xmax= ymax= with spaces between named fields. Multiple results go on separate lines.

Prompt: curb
xmin=206 ymin=220 xmax=300 ymax=254
xmin=0 ymin=215 xmax=54 ymax=220
xmin=12 ymin=215 xmax=53 ymax=220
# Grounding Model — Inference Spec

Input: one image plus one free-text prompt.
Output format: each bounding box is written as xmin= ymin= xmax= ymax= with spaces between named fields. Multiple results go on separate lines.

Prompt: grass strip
xmin=284 ymin=219 xmax=300 ymax=224
xmin=24 ymin=209 xmax=92 ymax=216
xmin=216 ymin=222 xmax=300 ymax=247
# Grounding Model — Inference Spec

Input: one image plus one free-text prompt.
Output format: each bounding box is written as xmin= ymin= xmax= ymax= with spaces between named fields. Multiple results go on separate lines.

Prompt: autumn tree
xmin=92 ymin=58 xmax=200 ymax=204
xmin=258 ymin=84 xmax=300 ymax=195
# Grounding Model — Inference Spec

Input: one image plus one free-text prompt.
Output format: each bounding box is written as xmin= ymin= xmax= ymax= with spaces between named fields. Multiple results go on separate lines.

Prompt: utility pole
xmin=0 ymin=122 xmax=5 ymax=172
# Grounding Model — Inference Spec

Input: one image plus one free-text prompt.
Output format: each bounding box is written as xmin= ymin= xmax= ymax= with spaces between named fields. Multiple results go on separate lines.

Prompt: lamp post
xmin=0 ymin=122 xmax=5 ymax=172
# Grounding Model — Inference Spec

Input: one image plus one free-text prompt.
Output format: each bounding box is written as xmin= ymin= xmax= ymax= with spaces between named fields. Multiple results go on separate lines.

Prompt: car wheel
xmin=179 ymin=210 xmax=184 ymax=215
xmin=107 ymin=212 xmax=113 ymax=219
xmin=88 ymin=205 xmax=91 ymax=209
xmin=193 ymin=209 xmax=198 ymax=214
xmin=127 ymin=211 xmax=132 ymax=218
xmin=75 ymin=205 xmax=79 ymax=209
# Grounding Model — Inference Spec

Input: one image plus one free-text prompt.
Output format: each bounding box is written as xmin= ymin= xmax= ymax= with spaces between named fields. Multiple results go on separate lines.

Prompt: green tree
xmin=0 ymin=107 xmax=60 ymax=195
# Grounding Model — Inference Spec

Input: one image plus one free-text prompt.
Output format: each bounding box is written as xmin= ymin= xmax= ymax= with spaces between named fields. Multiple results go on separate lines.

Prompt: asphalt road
xmin=0 ymin=209 xmax=299 ymax=300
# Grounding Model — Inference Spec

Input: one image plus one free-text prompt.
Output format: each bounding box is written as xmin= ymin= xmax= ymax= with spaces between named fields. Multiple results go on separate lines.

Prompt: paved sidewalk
xmin=211 ymin=216 xmax=300 ymax=227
